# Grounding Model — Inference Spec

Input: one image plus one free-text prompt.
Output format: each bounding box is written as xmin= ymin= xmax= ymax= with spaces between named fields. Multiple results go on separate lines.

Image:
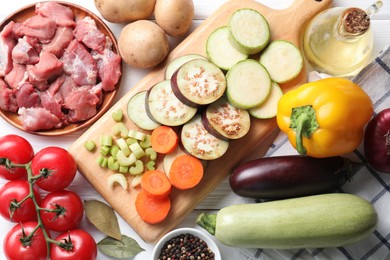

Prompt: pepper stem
xmin=289 ymin=105 xmax=320 ymax=155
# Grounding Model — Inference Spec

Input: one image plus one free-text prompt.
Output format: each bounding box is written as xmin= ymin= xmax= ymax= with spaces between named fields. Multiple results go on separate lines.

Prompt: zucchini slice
xmin=228 ymin=8 xmax=270 ymax=55
xmin=127 ymin=91 xmax=161 ymax=131
xmin=226 ymin=59 xmax=271 ymax=109
xmin=181 ymin=115 xmax=229 ymax=160
xmin=259 ymin=40 xmax=303 ymax=83
xmin=171 ymin=59 xmax=226 ymax=107
xmin=202 ymin=97 xmax=250 ymax=140
xmin=249 ymin=82 xmax=283 ymax=119
xmin=206 ymin=26 xmax=248 ymax=71
xmin=165 ymin=54 xmax=207 ymax=80
xmin=146 ymin=80 xmax=197 ymax=126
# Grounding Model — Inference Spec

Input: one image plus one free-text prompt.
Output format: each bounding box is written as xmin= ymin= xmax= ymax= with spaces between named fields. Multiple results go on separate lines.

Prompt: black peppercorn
xmin=158 ymin=233 xmax=215 ymax=260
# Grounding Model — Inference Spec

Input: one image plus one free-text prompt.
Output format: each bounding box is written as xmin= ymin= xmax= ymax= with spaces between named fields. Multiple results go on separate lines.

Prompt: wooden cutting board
xmin=69 ymin=0 xmax=332 ymax=243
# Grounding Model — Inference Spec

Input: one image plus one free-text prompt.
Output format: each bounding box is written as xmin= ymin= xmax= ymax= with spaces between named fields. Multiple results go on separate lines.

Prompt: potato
xmin=94 ymin=0 xmax=156 ymax=23
xmin=154 ymin=0 xmax=194 ymax=37
xmin=118 ymin=20 xmax=170 ymax=69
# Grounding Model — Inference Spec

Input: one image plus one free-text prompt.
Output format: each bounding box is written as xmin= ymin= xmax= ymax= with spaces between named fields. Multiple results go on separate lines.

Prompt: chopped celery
xmin=126 ymin=137 xmax=138 ymax=146
xmin=130 ymin=175 xmax=143 ymax=188
xmin=139 ymin=134 xmax=151 ymax=149
xmin=110 ymin=145 xmax=120 ymax=158
xmin=100 ymin=135 xmax=113 ymax=146
xmin=84 ymin=140 xmax=96 ymax=151
xmin=145 ymin=147 xmax=157 ymax=161
xmin=119 ymin=165 xmax=129 ymax=174
xmin=112 ymin=109 xmax=124 ymax=122
xmin=107 ymin=173 xmax=128 ymax=190
xmin=146 ymin=160 xmax=156 ymax=171
xmin=113 ymin=122 xmax=129 ymax=138
xmin=97 ymin=155 xmax=108 ymax=168
xmin=107 ymin=156 xmax=119 ymax=171
xmin=116 ymin=138 xmax=131 ymax=156
xmin=128 ymin=129 xmax=145 ymax=141
xmin=116 ymin=150 xmax=137 ymax=166
xmin=129 ymin=142 xmax=145 ymax=159
xmin=129 ymin=160 xmax=144 ymax=175
xmin=100 ymin=145 xmax=111 ymax=156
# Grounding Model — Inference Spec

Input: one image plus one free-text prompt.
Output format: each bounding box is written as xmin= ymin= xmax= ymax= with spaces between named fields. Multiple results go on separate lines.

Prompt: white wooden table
xmin=0 ymin=1 xmax=389 ymax=259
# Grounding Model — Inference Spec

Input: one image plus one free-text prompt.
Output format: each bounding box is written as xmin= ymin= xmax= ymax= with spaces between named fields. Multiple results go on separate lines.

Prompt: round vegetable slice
xmin=165 ymin=54 xmax=207 ymax=79
xmin=127 ymin=91 xmax=161 ymax=131
xmin=146 ymin=80 xmax=197 ymax=126
xmin=228 ymin=8 xmax=270 ymax=55
xmin=259 ymin=40 xmax=303 ymax=83
xmin=151 ymin=125 xmax=179 ymax=154
xmin=180 ymin=115 xmax=229 ymax=160
xmin=168 ymin=154 xmax=204 ymax=190
xmin=202 ymin=97 xmax=251 ymax=140
xmin=135 ymin=190 xmax=171 ymax=224
xmin=171 ymin=59 xmax=226 ymax=107
xmin=141 ymin=170 xmax=172 ymax=198
xmin=249 ymin=82 xmax=283 ymax=119
xmin=206 ymin=26 xmax=248 ymax=71
xmin=226 ymin=59 xmax=271 ymax=109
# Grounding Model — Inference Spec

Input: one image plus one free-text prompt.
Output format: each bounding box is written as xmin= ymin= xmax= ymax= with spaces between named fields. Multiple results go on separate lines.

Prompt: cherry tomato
xmin=51 ymin=229 xmax=97 ymax=260
xmin=0 ymin=135 xmax=34 ymax=180
xmin=4 ymin=221 xmax=48 ymax=260
xmin=40 ymin=190 xmax=84 ymax=232
xmin=31 ymin=147 xmax=77 ymax=192
xmin=0 ymin=180 xmax=41 ymax=222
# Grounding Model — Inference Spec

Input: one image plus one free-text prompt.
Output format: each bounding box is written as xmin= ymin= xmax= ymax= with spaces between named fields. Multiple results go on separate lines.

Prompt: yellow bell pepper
xmin=276 ymin=78 xmax=373 ymax=158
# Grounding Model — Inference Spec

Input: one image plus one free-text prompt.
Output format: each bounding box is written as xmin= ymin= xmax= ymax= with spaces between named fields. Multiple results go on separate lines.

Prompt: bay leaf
xmin=98 ymin=235 xmax=145 ymax=259
xmin=84 ymin=200 xmax=122 ymax=241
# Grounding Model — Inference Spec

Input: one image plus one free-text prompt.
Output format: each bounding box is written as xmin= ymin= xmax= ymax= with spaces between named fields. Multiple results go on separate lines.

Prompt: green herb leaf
xmin=98 ymin=235 xmax=144 ymax=259
xmin=84 ymin=200 xmax=121 ymax=241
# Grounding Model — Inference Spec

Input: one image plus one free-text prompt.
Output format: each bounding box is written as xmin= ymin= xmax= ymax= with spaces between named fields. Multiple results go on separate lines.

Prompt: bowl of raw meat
xmin=0 ymin=1 xmax=122 ymax=135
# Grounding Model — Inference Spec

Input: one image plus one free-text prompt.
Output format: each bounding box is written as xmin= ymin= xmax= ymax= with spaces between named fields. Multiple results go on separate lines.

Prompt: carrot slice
xmin=141 ymin=170 xmax=172 ymax=198
xmin=135 ymin=190 xmax=171 ymax=224
xmin=168 ymin=154 xmax=204 ymax=190
xmin=150 ymin=126 xmax=178 ymax=154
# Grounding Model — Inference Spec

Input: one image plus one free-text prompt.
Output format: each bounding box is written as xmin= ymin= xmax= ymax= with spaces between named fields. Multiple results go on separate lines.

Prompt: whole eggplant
xmin=229 ymin=155 xmax=362 ymax=200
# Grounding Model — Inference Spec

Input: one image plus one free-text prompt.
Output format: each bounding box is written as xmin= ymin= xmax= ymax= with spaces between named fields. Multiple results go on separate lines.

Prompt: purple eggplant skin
xmin=229 ymin=155 xmax=363 ymax=200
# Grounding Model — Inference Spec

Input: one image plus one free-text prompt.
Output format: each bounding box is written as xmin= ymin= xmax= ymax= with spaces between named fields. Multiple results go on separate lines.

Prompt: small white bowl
xmin=152 ymin=227 xmax=222 ymax=260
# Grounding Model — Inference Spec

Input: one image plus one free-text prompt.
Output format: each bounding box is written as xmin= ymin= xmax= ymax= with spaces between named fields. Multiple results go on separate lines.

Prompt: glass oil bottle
xmin=303 ymin=1 xmax=383 ymax=77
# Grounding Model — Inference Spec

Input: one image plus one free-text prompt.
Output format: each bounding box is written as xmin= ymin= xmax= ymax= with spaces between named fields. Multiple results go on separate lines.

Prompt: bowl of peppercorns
xmin=152 ymin=227 xmax=222 ymax=260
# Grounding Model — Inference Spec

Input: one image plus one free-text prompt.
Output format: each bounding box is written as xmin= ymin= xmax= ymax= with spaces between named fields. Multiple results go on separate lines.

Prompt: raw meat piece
xmin=47 ymin=74 xmax=66 ymax=102
xmin=18 ymin=107 xmax=62 ymax=131
xmin=40 ymin=91 xmax=64 ymax=120
xmin=15 ymin=82 xmax=40 ymax=108
xmin=73 ymin=16 xmax=105 ymax=52
xmin=27 ymin=51 xmax=63 ymax=82
xmin=92 ymin=45 xmax=121 ymax=91
xmin=35 ymin=2 xmax=76 ymax=28
xmin=64 ymin=86 xmax=101 ymax=123
xmin=0 ymin=22 xmax=16 ymax=77
xmin=4 ymin=62 xmax=28 ymax=89
xmin=25 ymin=36 xmax=42 ymax=55
xmin=42 ymin=27 xmax=74 ymax=57
xmin=12 ymin=37 xmax=39 ymax=64
xmin=16 ymin=15 xmax=57 ymax=43
xmin=61 ymin=39 xmax=97 ymax=86
xmin=0 ymin=78 xmax=18 ymax=112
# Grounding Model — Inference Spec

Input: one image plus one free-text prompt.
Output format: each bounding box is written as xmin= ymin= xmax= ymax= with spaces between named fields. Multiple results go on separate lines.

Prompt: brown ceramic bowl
xmin=0 ymin=1 xmax=121 ymax=136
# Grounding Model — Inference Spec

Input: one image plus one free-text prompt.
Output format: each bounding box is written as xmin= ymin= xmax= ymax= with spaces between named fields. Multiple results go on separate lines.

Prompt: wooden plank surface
xmin=69 ymin=0 xmax=332 ymax=243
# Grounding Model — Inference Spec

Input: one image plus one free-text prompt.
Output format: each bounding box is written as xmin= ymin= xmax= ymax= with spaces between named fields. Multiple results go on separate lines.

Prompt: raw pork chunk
xmin=12 ymin=37 xmax=39 ymax=64
xmin=4 ymin=62 xmax=28 ymax=89
xmin=0 ymin=22 xmax=16 ymax=77
xmin=73 ymin=16 xmax=106 ymax=52
xmin=0 ymin=78 xmax=17 ymax=112
xmin=35 ymin=2 xmax=76 ymax=28
xmin=27 ymin=51 xmax=63 ymax=82
xmin=92 ymin=44 xmax=121 ymax=91
xmin=15 ymin=82 xmax=40 ymax=109
xmin=18 ymin=107 xmax=62 ymax=131
xmin=16 ymin=15 xmax=57 ymax=43
xmin=61 ymin=39 xmax=97 ymax=86
xmin=42 ymin=27 xmax=74 ymax=57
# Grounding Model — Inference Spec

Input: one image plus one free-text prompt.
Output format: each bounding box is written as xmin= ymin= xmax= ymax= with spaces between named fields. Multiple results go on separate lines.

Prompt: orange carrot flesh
xmin=168 ymin=154 xmax=204 ymax=190
xmin=135 ymin=190 xmax=171 ymax=224
xmin=151 ymin=126 xmax=179 ymax=154
xmin=141 ymin=170 xmax=172 ymax=198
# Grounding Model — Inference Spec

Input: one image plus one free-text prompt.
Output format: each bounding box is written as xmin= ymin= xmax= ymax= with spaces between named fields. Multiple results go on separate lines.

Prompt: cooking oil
xmin=303 ymin=2 xmax=382 ymax=77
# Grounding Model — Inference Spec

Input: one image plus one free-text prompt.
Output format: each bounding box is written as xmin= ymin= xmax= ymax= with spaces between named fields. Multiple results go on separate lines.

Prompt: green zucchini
xmin=196 ymin=193 xmax=377 ymax=249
